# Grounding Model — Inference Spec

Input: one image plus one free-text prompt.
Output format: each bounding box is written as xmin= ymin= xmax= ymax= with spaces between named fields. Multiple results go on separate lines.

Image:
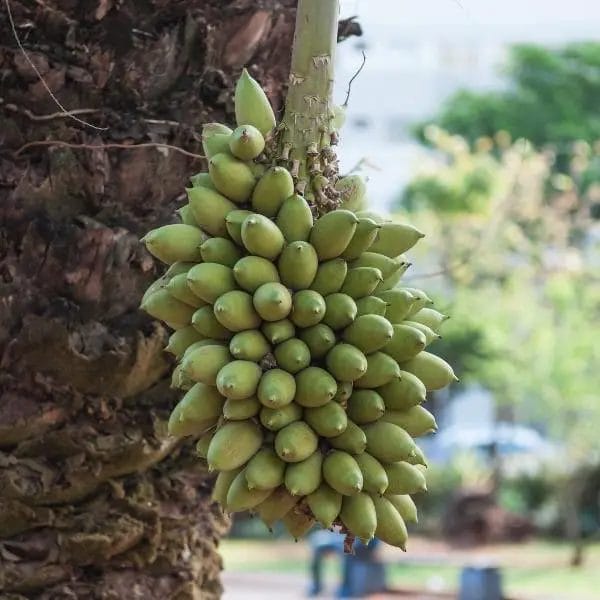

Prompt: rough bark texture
xmin=0 ymin=1 xmax=298 ymax=597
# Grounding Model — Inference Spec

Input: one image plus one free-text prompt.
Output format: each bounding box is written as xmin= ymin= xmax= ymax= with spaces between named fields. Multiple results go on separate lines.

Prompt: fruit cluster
xmin=141 ymin=70 xmax=456 ymax=549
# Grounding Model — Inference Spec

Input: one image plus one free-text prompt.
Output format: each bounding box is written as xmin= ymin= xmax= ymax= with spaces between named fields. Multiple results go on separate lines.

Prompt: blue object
xmin=338 ymin=538 xmax=386 ymax=598
xmin=459 ymin=565 xmax=503 ymax=600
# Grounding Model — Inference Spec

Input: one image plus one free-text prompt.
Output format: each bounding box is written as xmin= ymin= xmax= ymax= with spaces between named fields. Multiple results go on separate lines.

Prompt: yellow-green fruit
xmin=377 ymin=371 xmax=427 ymax=410
xmin=216 ymin=360 xmax=262 ymax=400
xmin=245 ymin=448 xmax=286 ymax=490
xmin=276 ymin=194 xmax=313 ymax=242
xmin=375 ymin=261 xmax=411 ymax=294
xmin=223 ymin=396 xmax=261 ymax=421
xmin=364 ymin=422 xmax=416 ymax=463
xmin=209 ymin=153 xmax=256 ymax=204
xmin=325 ymin=343 xmax=368 ymax=382
xmin=189 ymin=171 xmax=216 ymax=189
xmin=234 ymin=68 xmax=276 ymax=136
xmin=253 ymin=282 xmax=293 ymax=321
xmin=401 ymin=351 xmax=457 ymax=391
xmin=200 ymin=237 xmax=242 ymax=268
xmin=372 ymin=494 xmax=408 ymax=550
xmin=403 ymin=287 xmax=434 ymax=317
xmin=376 ymin=289 xmax=416 ymax=323
xmin=340 ymin=267 xmax=383 ymax=299
xmin=307 ymin=484 xmax=342 ymax=529
xmin=355 ymin=351 xmax=401 ymax=388
xmin=282 ymin=508 xmax=315 ymax=540
xmin=403 ymin=320 xmax=441 ymax=346
xmin=336 ymin=174 xmax=368 ymax=213
xmin=355 ymin=453 xmax=388 ymax=495
xmin=229 ymin=124 xmax=265 ymax=160
xmin=187 ymin=263 xmax=236 ymax=303
xmin=384 ymin=461 xmax=427 ymax=495
xmin=329 ymin=419 xmax=367 ymax=454
xmin=257 ymin=368 xmax=296 ymax=408
xmin=166 ymin=326 xmax=205 ymax=359
xmin=168 ymin=383 xmax=224 ymax=437
xmin=382 ymin=406 xmax=437 ymax=437
xmin=275 ymin=421 xmax=318 ymax=463
xmin=241 ymin=214 xmax=285 ymax=259
xmin=340 ymin=493 xmax=377 ymax=543
xmin=229 ymin=330 xmax=270 ymax=362
xmin=142 ymin=224 xmax=204 ymax=264
xmin=294 ymin=366 xmax=337 ymax=407
xmin=214 ymin=290 xmax=261 ymax=332
xmin=298 ymin=323 xmax=336 ymax=359
xmin=256 ymin=487 xmax=300 ymax=529
xmin=274 ymin=338 xmax=311 ymax=374
xmin=252 ymin=166 xmax=295 ymax=217
xmin=225 ymin=209 xmax=254 ymax=245
xmin=346 ymin=390 xmax=385 ymax=424
xmin=278 ymin=242 xmax=319 ymax=290
xmin=309 ymin=209 xmax=358 ymax=260
xmin=355 ymin=296 xmax=388 ymax=318
xmin=369 ymin=223 xmax=425 ymax=257
xmin=386 ymin=494 xmax=418 ymax=524
xmin=234 ymin=255 xmax=280 ymax=292
xmin=212 ymin=467 xmax=243 ymax=505
xmin=177 ymin=203 xmax=197 ymax=226
xmin=304 ymin=402 xmax=348 ymax=438
xmin=183 ymin=338 xmax=226 ymax=359
xmin=192 ymin=306 xmax=232 ymax=340
xmin=207 ymin=420 xmax=263 ymax=471
xmin=323 ymin=451 xmax=363 ymax=496
xmin=181 ymin=344 xmax=232 ymax=385
xmin=196 ymin=429 xmax=214 ymax=458
xmin=310 ymin=259 xmax=348 ymax=296
xmin=385 ymin=324 xmax=427 ymax=362
xmin=202 ymin=122 xmax=232 ymax=158
xmin=260 ymin=403 xmax=303 ymax=431
xmin=355 ymin=210 xmax=390 ymax=225
xmin=187 ymin=186 xmax=236 ymax=237
xmin=290 ymin=290 xmax=326 ymax=328
xmin=323 ymin=293 xmax=357 ymax=330
xmin=406 ymin=445 xmax=427 ymax=467
xmin=171 ymin=364 xmax=193 ymax=391
xmin=333 ymin=381 xmax=353 ymax=406
xmin=285 ymin=451 xmax=323 ymax=496
xmin=262 ymin=318 xmax=295 ymax=344
xmin=341 ymin=218 xmax=380 ymax=260
xmin=343 ymin=314 xmax=394 ymax=354
xmin=226 ymin=469 xmax=273 ymax=511
xmin=409 ymin=308 xmax=449 ymax=333
xmin=352 ymin=252 xmax=403 ymax=279
xmin=141 ymin=289 xmax=195 ymax=329
xmin=166 ymin=273 xmax=206 ymax=307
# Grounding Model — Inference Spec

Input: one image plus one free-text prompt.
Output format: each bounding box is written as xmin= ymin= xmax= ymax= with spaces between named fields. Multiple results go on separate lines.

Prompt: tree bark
xmin=0 ymin=1 xmax=297 ymax=597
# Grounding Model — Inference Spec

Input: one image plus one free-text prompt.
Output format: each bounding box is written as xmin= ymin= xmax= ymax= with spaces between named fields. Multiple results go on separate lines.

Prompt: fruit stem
xmin=279 ymin=0 xmax=340 ymax=213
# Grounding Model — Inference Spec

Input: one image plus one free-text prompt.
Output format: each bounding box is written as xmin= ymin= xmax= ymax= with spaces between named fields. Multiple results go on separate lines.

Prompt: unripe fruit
xmin=384 ymin=324 xmax=427 ymax=362
xmin=260 ymin=403 xmax=303 ymax=431
xmin=298 ymin=323 xmax=336 ymax=359
xmin=309 ymin=209 xmax=358 ymax=260
xmin=188 ymin=187 xmax=236 ymax=237
xmin=377 ymin=371 xmax=427 ymax=410
xmin=245 ymin=448 xmax=286 ymax=490
xmin=192 ymin=306 xmax=232 ymax=340
xmin=241 ymin=214 xmax=285 ymax=259
xmin=341 ymin=218 xmax=380 ymax=261
xmin=209 ymin=153 xmax=256 ymax=203
xmin=340 ymin=267 xmax=383 ymax=299
xmin=355 ymin=352 xmax=401 ymax=388
xmin=274 ymin=338 xmax=311 ymax=374
xmin=181 ymin=344 xmax=232 ymax=385
xmin=226 ymin=469 xmax=273 ymax=511
xmin=384 ymin=461 xmax=427 ymax=495
xmin=216 ymin=360 xmax=262 ymax=400
xmin=141 ymin=289 xmax=195 ymax=329
xmin=336 ymin=174 xmax=368 ymax=213
xmin=386 ymin=494 xmax=418 ymax=524
xmin=168 ymin=383 xmax=224 ymax=437
xmin=323 ymin=293 xmax=357 ymax=330
xmin=323 ymin=451 xmax=363 ymax=496
xmin=212 ymin=467 xmax=243 ymax=505
xmin=346 ymin=390 xmax=385 ymax=424
xmin=406 ymin=445 xmax=428 ymax=467
xmin=355 ymin=453 xmax=389 ymax=495
xmin=254 ymin=282 xmax=293 ymax=321
xmin=262 ymin=318 xmax=295 ymax=345
xmin=401 ymin=351 xmax=458 ymax=391
xmin=187 ymin=263 xmax=236 ymax=304
xmin=256 ymin=487 xmax=300 ymax=530
xmin=276 ymin=194 xmax=313 ymax=242
xmin=226 ymin=209 xmax=254 ymax=245
xmin=369 ymin=223 xmax=425 ymax=257
xmin=275 ymin=421 xmax=318 ymax=463
xmin=409 ymin=308 xmax=449 ymax=333
xmin=196 ymin=429 xmax=214 ymax=458
xmin=278 ymin=242 xmax=319 ymax=290
xmin=343 ymin=314 xmax=394 ymax=354
xmin=363 ymin=422 xmax=416 ymax=463
xmin=355 ymin=210 xmax=390 ymax=225
xmin=143 ymin=224 xmax=204 ymax=264
xmin=214 ymin=290 xmax=261 ymax=332
xmin=229 ymin=330 xmax=270 ymax=362
xmin=332 ymin=381 xmax=353 ymax=406
xmin=290 ymin=290 xmax=326 ymax=328
xmin=341 ymin=493 xmax=377 ymax=543
xmin=202 ymin=122 xmax=232 ymax=158
xmin=403 ymin=287 xmax=434 ymax=317
xmin=375 ymin=261 xmax=411 ymax=294
xmin=252 ymin=166 xmax=295 ymax=216
xmin=372 ymin=494 xmax=408 ymax=550
xmin=403 ymin=320 xmax=441 ymax=346
xmin=229 ymin=124 xmax=265 ymax=160
xmin=223 ymin=396 xmax=261 ymax=421
xmin=352 ymin=252 xmax=402 ymax=279
xmin=189 ymin=171 xmax=216 ymax=189
xmin=282 ymin=508 xmax=315 ymax=540
xmin=307 ymin=484 xmax=342 ymax=529
xmin=166 ymin=273 xmax=206 ymax=307
xmin=258 ymin=368 xmax=296 ymax=408
xmin=285 ymin=451 xmax=323 ymax=496
xmin=377 ymin=289 xmax=417 ymax=323
xmin=200 ymin=237 xmax=242 ymax=268
xmin=355 ymin=295 xmax=388 ymax=318
xmin=234 ymin=255 xmax=280 ymax=292
xmin=166 ymin=326 xmax=205 ymax=359
xmin=329 ymin=419 xmax=367 ymax=454
xmin=382 ymin=406 xmax=437 ymax=437
xmin=177 ymin=203 xmax=198 ymax=226
xmin=294 ymin=367 xmax=337 ymax=407
xmin=304 ymin=402 xmax=348 ymax=437
xmin=325 ymin=343 xmax=368 ymax=382
xmin=207 ymin=420 xmax=263 ymax=471
xmin=234 ymin=68 xmax=276 ymax=136
xmin=310 ymin=259 xmax=348 ymax=296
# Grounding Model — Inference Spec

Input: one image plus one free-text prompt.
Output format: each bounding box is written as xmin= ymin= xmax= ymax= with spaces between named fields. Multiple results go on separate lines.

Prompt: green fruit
xmin=181 ymin=344 xmax=232 ymax=385
xmin=142 ymin=224 xmax=204 ymax=264
xmin=377 ymin=371 xmax=427 ymax=410
xmin=382 ymin=406 xmax=437 ymax=437
xmin=323 ymin=293 xmax=357 ymax=330
xmin=401 ymin=351 xmax=457 ymax=391
xmin=332 ymin=381 xmax=353 ymax=406
xmin=216 ymin=360 xmax=262 ymax=400
xmin=166 ymin=326 xmax=205 ymax=359
xmin=187 ymin=186 xmax=236 ymax=237
xmin=260 ymin=403 xmax=303 ymax=431
xmin=226 ymin=469 xmax=273 ymax=511
xmin=406 ymin=445 xmax=428 ymax=467
xmin=141 ymin=289 xmax=195 ymax=329
xmin=168 ymin=383 xmax=224 ymax=437
xmin=257 ymin=368 xmax=296 ymax=408
xmin=189 ymin=171 xmax=216 ymax=189
xmin=376 ymin=289 xmax=416 ymax=323
xmin=200 ymin=237 xmax=242 ymax=268
xmin=192 ymin=306 xmax=232 ymax=340
xmin=278 ymin=242 xmax=318 ymax=290
xmin=294 ymin=367 xmax=337 ymax=407
xmin=385 ymin=324 xmax=427 ymax=362
xmin=262 ymin=319 xmax=295 ymax=344
xmin=355 ymin=210 xmax=390 ymax=225
xmin=309 ymin=209 xmax=358 ymax=260
xmin=252 ymin=166 xmax=295 ymax=216
xmin=256 ymin=487 xmax=300 ymax=529
xmin=209 ymin=153 xmax=256 ymax=204
xmin=245 ymin=448 xmax=286 ymax=490
xmin=384 ymin=461 xmax=427 ymax=494
xmin=182 ymin=338 xmax=226 ymax=360
xmin=276 ymin=194 xmax=313 ymax=242
xmin=202 ymin=122 xmax=232 ymax=158
xmin=387 ymin=494 xmax=418 ymax=524
xmin=229 ymin=330 xmax=270 ymax=362
xmin=304 ymin=402 xmax=348 ymax=438
xmin=223 ymin=396 xmax=261 ymax=421
xmin=285 ymin=451 xmax=323 ymax=496
xmin=234 ymin=68 xmax=276 ymax=136
xmin=233 ymin=255 xmax=280 ymax=292
xmin=229 ymin=124 xmax=265 ymax=160
xmin=241 ymin=214 xmax=285 ymax=259
xmin=310 ymin=259 xmax=348 ymax=296
xmin=187 ymin=263 xmax=236 ymax=303
xmin=343 ymin=314 xmax=394 ymax=354
xmin=212 ymin=467 xmax=243 ymax=505
xmin=363 ymin=422 xmax=416 ymax=463
xmin=253 ymin=282 xmax=293 ymax=321
xmin=355 ymin=453 xmax=388 ymax=494
xmin=329 ymin=419 xmax=367 ymax=454
xmin=323 ymin=451 xmax=363 ymax=496
xmin=336 ymin=175 xmax=367 ymax=213
xmin=372 ymin=494 xmax=408 ymax=550
xmin=171 ymin=364 xmax=192 ymax=390
xmin=307 ymin=485 xmax=342 ymax=529
xmin=340 ymin=267 xmax=383 ymax=299
xmin=403 ymin=287 xmax=434 ymax=317
xmin=341 ymin=218 xmax=380 ymax=260
xmin=290 ymin=290 xmax=326 ymax=328
xmin=166 ymin=273 xmax=206 ymax=307
xmin=298 ymin=323 xmax=336 ymax=359
xmin=275 ymin=421 xmax=318 ymax=463
xmin=351 ymin=252 xmax=402 ymax=279
xmin=340 ymin=493 xmax=377 ymax=543
xmin=409 ymin=308 xmax=449 ymax=333
xmin=274 ymin=338 xmax=311 ymax=374
xmin=214 ymin=290 xmax=261 ymax=332
xmin=369 ymin=223 xmax=424 ymax=257
xmin=207 ymin=420 xmax=263 ymax=471
xmin=282 ymin=508 xmax=315 ymax=540
xmin=325 ymin=343 xmax=368 ymax=382
xmin=403 ymin=320 xmax=441 ymax=346
xmin=355 ymin=352 xmax=401 ymax=388
xmin=225 ymin=209 xmax=253 ymax=245
xmin=355 ymin=296 xmax=388 ymax=318
xmin=374 ymin=261 xmax=411 ymax=294
xmin=195 ymin=429 xmax=214 ymax=458
xmin=177 ymin=203 xmax=197 ymax=226
xmin=346 ymin=390 xmax=385 ymax=424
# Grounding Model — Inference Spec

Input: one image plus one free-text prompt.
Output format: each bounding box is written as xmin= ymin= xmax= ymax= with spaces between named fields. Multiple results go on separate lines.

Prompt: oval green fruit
xmin=257 ymin=368 xmax=296 ymax=408
xmin=325 ymin=343 xmax=368 ymax=382
xmin=245 ymin=448 xmax=286 ymax=490
xmin=188 ymin=186 xmax=236 ymax=237
xmin=226 ymin=469 xmax=273 ymax=511
xmin=376 ymin=289 xmax=417 ymax=323
xmin=262 ymin=318 xmax=295 ymax=344
xmin=181 ymin=344 xmax=232 ymax=385
xmin=168 ymin=382 xmax=224 ymax=437
xmin=340 ymin=493 xmax=377 ymax=543
xmin=142 ymin=224 xmax=205 ymax=265
xmin=274 ymin=421 xmax=318 ymax=463
xmin=384 ymin=461 xmax=427 ymax=495
xmin=202 ymin=122 xmax=232 ymax=158
xmin=276 ymin=194 xmax=313 ymax=242
xmin=298 ymin=323 xmax=336 ymax=359
xmin=386 ymin=494 xmax=418 ymax=524
xmin=195 ymin=429 xmax=214 ymax=458
xmin=346 ymin=389 xmax=386 ymax=424
xmin=165 ymin=326 xmax=205 ymax=359
xmin=355 ymin=352 xmax=401 ymax=388
xmin=351 ymin=251 xmax=401 ymax=279
xmin=141 ymin=288 xmax=195 ymax=329
xmin=278 ymin=241 xmax=318 ymax=290
xmin=385 ymin=324 xmax=427 ymax=362
xmin=307 ymin=484 xmax=342 ymax=529
xmin=260 ymin=403 xmax=303 ymax=431
xmin=200 ymin=237 xmax=242 ymax=268
xmin=252 ymin=166 xmax=295 ymax=217
xmin=229 ymin=329 xmax=270 ymax=362
xmin=403 ymin=320 xmax=441 ymax=346
xmin=212 ymin=467 xmax=243 ymax=505
xmin=233 ymin=255 xmax=280 ymax=292
xmin=340 ymin=267 xmax=383 ymax=299
xmin=241 ymin=214 xmax=285 ymax=259
xmin=323 ymin=451 xmax=363 ymax=496
xmin=309 ymin=210 xmax=358 ymax=260
xmin=323 ymin=293 xmax=357 ymax=330
xmin=409 ymin=308 xmax=449 ymax=333
xmin=355 ymin=453 xmax=388 ymax=494
xmin=223 ymin=396 xmax=261 ymax=421
xmin=225 ymin=209 xmax=253 ymax=245
xmin=363 ymin=421 xmax=416 ymax=463
xmin=294 ymin=366 xmax=337 ymax=407
xmin=207 ymin=420 xmax=263 ymax=471
xmin=216 ymin=360 xmax=262 ymax=400
xmin=304 ymin=401 xmax=348 ymax=438
xmin=369 ymin=222 xmax=424 ymax=257
xmin=401 ymin=351 xmax=457 ymax=391
xmin=229 ymin=124 xmax=265 ymax=160
xmin=187 ymin=263 xmax=236 ymax=304
xmin=209 ymin=152 xmax=256 ymax=203
xmin=234 ymin=68 xmax=276 ymax=136
xmin=341 ymin=218 xmax=379 ymax=260
xmin=372 ymin=494 xmax=408 ymax=550
xmin=285 ymin=451 xmax=323 ymax=496
xmin=214 ymin=290 xmax=261 ymax=332
xmin=256 ymin=487 xmax=299 ymax=529
xmin=377 ymin=371 xmax=427 ymax=410
xmin=274 ymin=338 xmax=311 ymax=374
xmin=253 ymin=282 xmax=293 ymax=321
xmin=382 ymin=406 xmax=437 ymax=437
xmin=342 ymin=314 xmax=394 ymax=354
xmin=329 ymin=419 xmax=367 ymax=454
xmin=166 ymin=273 xmax=206 ymax=307
xmin=192 ymin=306 xmax=232 ymax=340
xmin=290 ymin=290 xmax=326 ymax=328
xmin=355 ymin=295 xmax=388 ymax=318
xmin=310 ymin=258 xmax=348 ymax=296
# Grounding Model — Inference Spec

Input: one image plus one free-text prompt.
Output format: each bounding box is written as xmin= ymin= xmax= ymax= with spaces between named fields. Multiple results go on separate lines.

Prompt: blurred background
xmin=222 ymin=1 xmax=600 ymax=597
